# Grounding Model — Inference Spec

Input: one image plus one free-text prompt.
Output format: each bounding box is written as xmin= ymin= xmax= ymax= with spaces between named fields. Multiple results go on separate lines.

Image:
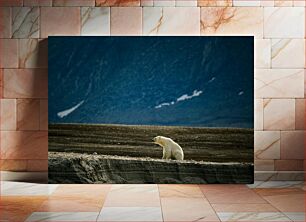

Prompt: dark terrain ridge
xmin=49 ymin=152 xmax=254 ymax=184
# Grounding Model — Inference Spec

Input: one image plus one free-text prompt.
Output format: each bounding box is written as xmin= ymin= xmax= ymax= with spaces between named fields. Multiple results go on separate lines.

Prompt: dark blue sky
xmin=48 ymin=36 xmax=254 ymax=128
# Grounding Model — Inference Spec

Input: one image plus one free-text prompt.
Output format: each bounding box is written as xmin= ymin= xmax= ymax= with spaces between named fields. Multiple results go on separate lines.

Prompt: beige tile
xmin=233 ymin=0 xmax=260 ymax=6
xmin=263 ymin=99 xmax=295 ymax=130
xmin=96 ymin=0 xmax=140 ymax=6
xmin=161 ymin=197 xmax=219 ymax=221
xmin=141 ymin=0 xmax=153 ymax=6
xmin=27 ymin=159 xmax=48 ymax=171
xmin=249 ymin=181 xmax=304 ymax=188
xmin=154 ymin=0 xmax=175 ymax=6
xmin=52 ymin=184 xmax=111 ymax=198
xmin=0 ymin=159 xmax=27 ymax=171
xmin=0 ymin=131 xmax=48 ymax=159
xmin=254 ymin=160 xmax=274 ymax=171
xmin=0 ymin=0 xmax=22 ymax=6
xmin=143 ymin=7 xmax=200 ymax=35
xmin=176 ymin=0 xmax=197 ymax=6
xmin=293 ymin=0 xmax=305 ymax=6
xmin=295 ymin=99 xmax=304 ymax=130
xmin=38 ymin=196 xmax=104 ymax=212
xmin=304 ymin=70 xmax=306 ymax=98
xmin=200 ymin=7 xmax=263 ymax=38
xmin=98 ymin=207 xmax=162 ymax=222
xmin=272 ymin=39 xmax=305 ymax=68
xmin=275 ymin=160 xmax=304 ymax=171
xmin=29 ymin=211 xmax=106 ymax=220
xmin=255 ymin=188 xmax=303 ymax=196
xmin=0 ymin=7 xmax=11 ymax=38
xmin=23 ymin=0 xmax=52 ymax=6
xmin=255 ymin=99 xmax=263 ymax=130
xmin=280 ymin=131 xmax=304 ymax=160
xmin=3 ymin=69 xmax=48 ymax=99
xmin=104 ymin=185 xmax=160 ymax=207
xmin=260 ymin=0 xmax=274 ymax=6
xmin=284 ymin=212 xmax=305 ymax=221
xmin=0 ymin=196 xmax=47 ymax=222
xmin=255 ymin=131 xmax=280 ymax=160
xmin=24 ymin=212 xmax=99 ymax=221
xmin=19 ymin=39 xmax=48 ymax=68
xmin=53 ymin=0 xmax=95 ymax=6
xmin=274 ymin=0 xmax=293 ymax=6
xmin=212 ymin=203 xmax=278 ymax=212
xmin=41 ymin=7 xmax=80 ymax=38
xmin=256 ymin=69 xmax=304 ymax=98
xmin=217 ymin=212 xmax=291 ymax=221
xmin=40 ymin=99 xmax=48 ymax=130
xmin=0 ymin=69 xmax=3 ymax=98
xmin=110 ymin=7 xmax=142 ymax=35
xmin=200 ymin=185 xmax=266 ymax=204
xmin=19 ymin=39 xmax=37 ymax=68
xmin=17 ymin=99 xmax=40 ymax=130
xmin=81 ymin=7 xmax=110 ymax=36
xmin=0 ymin=99 xmax=16 ymax=130
xmin=0 ymin=39 xmax=18 ymax=68
xmin=12 ymin=7 xmax=39 ymax=38
xmin=198 ymin=0 xmax=232 ymax=6
xmin=255 ymin=188 xmax=305 ymax=212
xmin=255 ymin=39 xmax=271 ymax=68
xmin=264 ymin=7 xmax=305 ymax=38
xmin=159 ymin=184 xmax=204 ymax=198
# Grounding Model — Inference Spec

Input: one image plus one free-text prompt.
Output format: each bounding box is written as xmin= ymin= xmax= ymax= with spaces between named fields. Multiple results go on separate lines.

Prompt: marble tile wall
xmin=0 ymin=0 xmax=304 ymax=181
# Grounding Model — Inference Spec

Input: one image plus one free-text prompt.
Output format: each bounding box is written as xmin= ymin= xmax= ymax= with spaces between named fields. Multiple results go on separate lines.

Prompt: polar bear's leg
xmin=172 ymin=147 xmax=184 ymax=160
xmin=164 ymin=146 xmax=172 ymax=160
xmin=174 ymin=151 xmax=183 ymax=160
xmin=162 ymin=149 xmax=166 ymax=159
xmin=162 ymin=148 xmax=171 ymax=159
xmin=166 ymin=152 xmax=172 ymax=160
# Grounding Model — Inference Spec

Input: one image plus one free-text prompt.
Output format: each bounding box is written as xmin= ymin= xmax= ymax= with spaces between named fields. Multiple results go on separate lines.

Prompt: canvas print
xmin=48 ymin=36 xmax=254 ymax=184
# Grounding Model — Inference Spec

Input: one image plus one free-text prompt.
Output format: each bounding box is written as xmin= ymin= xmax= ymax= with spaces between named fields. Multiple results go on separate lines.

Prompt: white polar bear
xmin=153 ymin=136 xmax=184 ymax=161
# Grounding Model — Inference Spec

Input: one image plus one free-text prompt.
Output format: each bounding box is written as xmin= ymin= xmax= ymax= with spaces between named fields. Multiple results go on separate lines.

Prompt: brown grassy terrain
xmin=49 ymin=123 xmax=253 ymax=163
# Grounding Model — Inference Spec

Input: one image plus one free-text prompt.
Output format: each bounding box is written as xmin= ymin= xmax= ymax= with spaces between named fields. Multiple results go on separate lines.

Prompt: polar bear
xmin=153 ymin=136 xmax=184 ymax=161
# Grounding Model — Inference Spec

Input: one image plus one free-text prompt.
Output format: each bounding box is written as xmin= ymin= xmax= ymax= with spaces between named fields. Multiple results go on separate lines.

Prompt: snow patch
xmin=57 ymin=100 xmax=84 ymax=118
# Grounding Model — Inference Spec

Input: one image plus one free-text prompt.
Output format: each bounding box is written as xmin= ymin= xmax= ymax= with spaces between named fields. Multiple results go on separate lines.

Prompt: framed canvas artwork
xmin=48 ymin=36 xmax=254 ymax=184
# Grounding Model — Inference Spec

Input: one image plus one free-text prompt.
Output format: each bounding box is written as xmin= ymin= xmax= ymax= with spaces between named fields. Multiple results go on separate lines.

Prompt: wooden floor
xmin=0 ymin=181 xmax=305 ymax=221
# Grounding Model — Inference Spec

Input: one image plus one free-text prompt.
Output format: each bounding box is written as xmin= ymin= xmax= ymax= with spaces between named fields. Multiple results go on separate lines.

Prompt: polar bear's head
xmin=153 ymin=136 xmax=168 ymax=146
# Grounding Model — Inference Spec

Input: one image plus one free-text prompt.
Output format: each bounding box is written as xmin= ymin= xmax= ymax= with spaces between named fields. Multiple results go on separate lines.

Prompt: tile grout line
xmin=157 ymin=184 xmax=165 ymax=222
xmin=95 ymin=184 xmax=112 ymax=221
xmin=197 ymin=184 xmax=222 ymax=222
xmin=199 ymin=184 xmax=295 ymax=221
xmin=258 ymin=194 xmax=293 ymax=221
xmin=252 ymin=188 xmax=296 ymax=221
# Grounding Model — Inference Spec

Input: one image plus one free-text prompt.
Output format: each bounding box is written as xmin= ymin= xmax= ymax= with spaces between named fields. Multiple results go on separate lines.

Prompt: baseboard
xmin=1 ymin=171 xmax=304 ymax=183
xmin=1 ymin=171 xmax=48 ymax=183
xmin=255 ymin=171 xmax=305 ymax=181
